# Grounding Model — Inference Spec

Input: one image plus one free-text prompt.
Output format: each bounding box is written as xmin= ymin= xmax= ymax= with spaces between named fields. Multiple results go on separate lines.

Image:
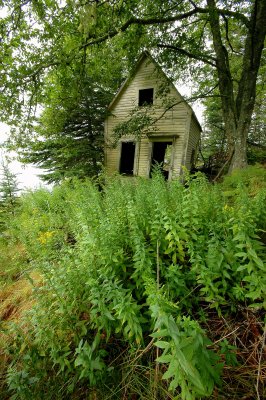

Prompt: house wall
xmin=184 ymin=115 xmax=201 ymax=171
xmin=137 ymin=137 xmax=150 ymax=177
xmin=104 ymin=55 xmax=198 ymax=178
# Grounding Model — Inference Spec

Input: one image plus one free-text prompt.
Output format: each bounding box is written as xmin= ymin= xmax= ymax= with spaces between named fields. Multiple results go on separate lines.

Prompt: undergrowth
xmin=1 ymin=167 xmax=265 ymax=399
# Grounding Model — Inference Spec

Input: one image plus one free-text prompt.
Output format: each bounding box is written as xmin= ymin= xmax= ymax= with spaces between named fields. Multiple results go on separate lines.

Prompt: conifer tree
xmin=0 ymin=160 xmax=19 ymax=230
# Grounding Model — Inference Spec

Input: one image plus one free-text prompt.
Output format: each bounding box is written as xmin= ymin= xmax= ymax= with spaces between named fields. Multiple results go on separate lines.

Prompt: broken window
xmin=150 ymin=142 xmax=173 ymax=180
xmin=119 ymin=142 xmax=136 ymax=175
xmin=139 ymin=88 xmax=154 ymax=106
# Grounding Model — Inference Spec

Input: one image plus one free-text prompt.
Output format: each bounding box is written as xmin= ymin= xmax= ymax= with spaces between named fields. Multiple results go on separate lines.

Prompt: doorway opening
xmin=119 ymin=142 xmax=136 ymax=175
xmin=150 ymin=142 xmax=173 ymax=180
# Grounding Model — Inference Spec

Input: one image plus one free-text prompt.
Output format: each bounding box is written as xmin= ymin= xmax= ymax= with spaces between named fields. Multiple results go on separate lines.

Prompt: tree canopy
xmin=1 ymin=0 xmax=265 ymax=178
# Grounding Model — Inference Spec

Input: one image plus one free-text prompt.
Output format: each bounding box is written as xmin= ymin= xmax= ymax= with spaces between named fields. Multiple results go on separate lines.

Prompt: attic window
xmin=139 ymin=88 xmax=154 ymax=106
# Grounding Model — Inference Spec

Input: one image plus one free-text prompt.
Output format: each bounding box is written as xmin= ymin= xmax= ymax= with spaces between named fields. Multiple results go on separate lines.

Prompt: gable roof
xmin=108 ymin=51 xmax=202 ymax=132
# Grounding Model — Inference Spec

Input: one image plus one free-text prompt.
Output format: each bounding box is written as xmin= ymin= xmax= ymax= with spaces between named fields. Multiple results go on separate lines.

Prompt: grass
xmin=0 ymin=238 xmax=42 ymax=399
xmin=0 ymin=239 xmax=29 ymax=283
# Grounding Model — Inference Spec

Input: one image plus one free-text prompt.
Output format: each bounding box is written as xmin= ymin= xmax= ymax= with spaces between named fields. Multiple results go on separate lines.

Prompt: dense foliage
xmin=1 ymin=168 xmax=265 ymax=399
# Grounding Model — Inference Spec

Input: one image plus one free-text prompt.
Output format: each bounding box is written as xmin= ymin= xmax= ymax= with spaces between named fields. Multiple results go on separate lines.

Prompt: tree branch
xmin=22 ymin=60 xmax=61 ymax=82
xmin=112 ymin=86 xmax=221 ymax=144
xmin=151 ymin=89 xmax=220 ymax=126
xmin=80 ymin=8 xmax=202 ymax=49
xmin=188 ymin=0 xmax=198 ymax=8
xmin=79 ymin=4 xmax=249 ymax=49
xmin=221 ymin=14 xmax=241 ymax=55
xmin=157 ymin=43 xmax=217 ymax=67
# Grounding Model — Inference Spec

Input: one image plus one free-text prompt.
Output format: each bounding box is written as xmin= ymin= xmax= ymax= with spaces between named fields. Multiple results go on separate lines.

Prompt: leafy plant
xmin=2 ymin=171 xmax=265 ymax=399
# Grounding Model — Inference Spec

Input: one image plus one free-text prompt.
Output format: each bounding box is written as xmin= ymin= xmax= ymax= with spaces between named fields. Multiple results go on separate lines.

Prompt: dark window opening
xmin=119 ymin=142 xmax=136 ymax=175
xmin=150 ymin=142 xmax=172 ymax=180
xmin=139 ymin=88 xmax=154 ymax=106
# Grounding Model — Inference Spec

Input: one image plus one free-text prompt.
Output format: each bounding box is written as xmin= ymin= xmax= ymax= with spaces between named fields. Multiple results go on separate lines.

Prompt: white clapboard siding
xmin=137 ymin=138 xmax=151 ymax=177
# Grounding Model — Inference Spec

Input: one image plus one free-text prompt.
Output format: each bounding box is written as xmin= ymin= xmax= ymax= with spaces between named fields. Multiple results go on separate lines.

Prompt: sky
xmin=0 ymin=122 xmax=45 ymax=191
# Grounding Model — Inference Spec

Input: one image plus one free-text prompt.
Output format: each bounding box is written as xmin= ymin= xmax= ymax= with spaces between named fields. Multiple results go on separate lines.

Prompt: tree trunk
xmin=206 ymin=0 xmax=237 ymax=160
xmin=229 ymin=128 xmax=248 ymax=172
xmin=207 ymin=0 xmax=266 ymax=173
xmin=231 ymin=0 xmax=266 ymax=171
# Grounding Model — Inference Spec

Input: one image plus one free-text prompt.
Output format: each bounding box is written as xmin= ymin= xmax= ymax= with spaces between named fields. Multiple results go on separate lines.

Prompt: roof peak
xmin=107 ymin=50 xmax=202 ymax=131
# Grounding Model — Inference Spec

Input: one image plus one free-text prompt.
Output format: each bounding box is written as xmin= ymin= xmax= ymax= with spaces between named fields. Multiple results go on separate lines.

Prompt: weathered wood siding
xmin=104 ymin=54 xmax=200 ymax=178
xmin=137 ymin=137 xmax=150 ymax=177
xmin=184 ymin=115 xmax=201 ymax=170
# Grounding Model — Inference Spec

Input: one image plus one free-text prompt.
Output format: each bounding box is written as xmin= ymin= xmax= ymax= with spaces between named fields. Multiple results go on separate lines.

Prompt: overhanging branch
xmin=80 ymin=8 xmax=201 ymax=49
xmin=157 ymin=43 xmax=217 ymax=67
xmin=113 ymin=85 xmax=221 ymax=141
xmin=80 ymin=5 xmax=249 ymax=49
xmin=151 ymin=88 xmax=220 ymax=125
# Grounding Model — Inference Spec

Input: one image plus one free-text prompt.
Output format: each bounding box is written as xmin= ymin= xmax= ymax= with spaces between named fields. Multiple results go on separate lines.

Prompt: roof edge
xmin=108 ymin=51 xmax=151 ymax=111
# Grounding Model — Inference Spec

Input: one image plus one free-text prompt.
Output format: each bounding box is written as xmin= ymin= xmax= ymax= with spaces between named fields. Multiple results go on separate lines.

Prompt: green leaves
xmin=0 ymin=159 xmax=20 ymax=232
xmin=74 ymin=336 xmax=106 ymax=383
xmin=152 ymin=315 xmax=221 ymax=399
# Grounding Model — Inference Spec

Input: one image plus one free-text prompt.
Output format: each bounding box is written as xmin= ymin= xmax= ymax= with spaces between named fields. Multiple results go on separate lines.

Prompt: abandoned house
xmin=104 ymin=51 xmax=202 ymax=180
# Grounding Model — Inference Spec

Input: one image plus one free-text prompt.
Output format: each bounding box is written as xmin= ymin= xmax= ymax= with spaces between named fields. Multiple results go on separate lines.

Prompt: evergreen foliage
xmin=0 ymin=161 xmax=19 ymax=230
xmin=19 ymin=78 xmax=113 ymax=183
xmin=2 ymin=169 xmax=265 ymax=399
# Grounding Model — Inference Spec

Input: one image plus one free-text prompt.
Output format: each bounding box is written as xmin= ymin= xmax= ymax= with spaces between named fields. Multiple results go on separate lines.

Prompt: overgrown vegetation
xmin=1 ymin=167 xmax=265 ymax=399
